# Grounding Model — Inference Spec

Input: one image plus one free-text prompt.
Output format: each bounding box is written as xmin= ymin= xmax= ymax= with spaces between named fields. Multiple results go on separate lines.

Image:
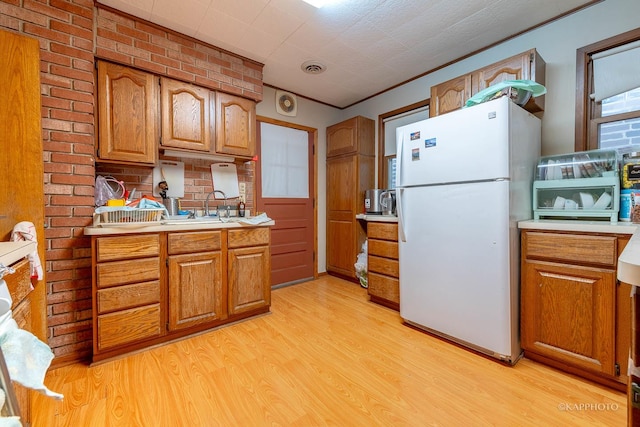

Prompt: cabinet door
xmin=97 ymin=61 xmax=158 ymax=164
xmin=215 ymin=92 xmax=256 ymax=157
xmin=326 ymin=156 xmax=357 ymax=276
xmin=326 ymin=116 xmax=375 ymax=158
xmin=168 ymin=252 xmax=226 ymax=330
xmin=521 ymin=260 xmax=616 ymax=376
xmin=228 ymin=246 xmax=270 ymax=315
xmin=429 ymin=74 xmax=471 ymax=117
xmin=161 ymin=77 xmax=213 ymax=152
xmin=472 ymin=54 xmax=529 ymax=94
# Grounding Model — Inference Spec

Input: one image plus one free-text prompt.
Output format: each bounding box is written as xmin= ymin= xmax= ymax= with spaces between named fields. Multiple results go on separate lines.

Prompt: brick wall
xmin=0 ymin=0 xmax=263 ymax=366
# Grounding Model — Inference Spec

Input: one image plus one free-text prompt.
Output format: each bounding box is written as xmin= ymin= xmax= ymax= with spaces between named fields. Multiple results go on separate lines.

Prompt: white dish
xmin=564 ymin=199 xmax=578 ymax=210
xmin=553 ymin=196 xmax=566 ymax=209
xmin=593 ymin=192 xmax=612 ymax=210
xmin=579 ymin=192 xmax=594 ymax=209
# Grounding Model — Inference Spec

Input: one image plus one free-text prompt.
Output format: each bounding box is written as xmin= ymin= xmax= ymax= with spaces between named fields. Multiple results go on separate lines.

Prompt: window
xmin=576 ymin=28 xmax=640 ymax=151
xmin=377 ymin=100 xmax=429 ymax=189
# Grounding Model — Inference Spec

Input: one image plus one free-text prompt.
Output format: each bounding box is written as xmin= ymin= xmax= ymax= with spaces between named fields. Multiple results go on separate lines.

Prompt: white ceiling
xmin=96 ymin=0 xmax=596 ymax=108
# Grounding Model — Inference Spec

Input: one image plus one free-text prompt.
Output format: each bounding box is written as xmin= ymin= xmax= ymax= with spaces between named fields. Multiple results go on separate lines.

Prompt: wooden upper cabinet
xmin=97 ymin=61 xmax=159 ymax=165
xmin=429 ymin=74 xmax=472 ymax=118
xmin=215 ymin=92 xmax=256 ymax=158
xmin=472 ymin=49 xmax=545 ymax=113
xmin=429 ymin=49 xmax=546 ymax=117
xmin=326 ymin=115 xmax=375 ymax=158
xmin=160 ymin=77 xmax=213 ymax=152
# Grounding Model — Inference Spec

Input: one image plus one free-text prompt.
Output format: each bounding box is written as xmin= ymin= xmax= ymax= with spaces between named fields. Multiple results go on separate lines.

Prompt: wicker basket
xmin=96 ymin=208 xmax=164 ymax=225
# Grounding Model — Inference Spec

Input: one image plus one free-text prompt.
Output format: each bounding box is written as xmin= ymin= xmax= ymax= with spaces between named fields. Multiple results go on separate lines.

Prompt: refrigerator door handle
xmin=397 ymin=188 xmax=406 ymax=242
xmin=396 ymin=132 xmax=404 ymax=188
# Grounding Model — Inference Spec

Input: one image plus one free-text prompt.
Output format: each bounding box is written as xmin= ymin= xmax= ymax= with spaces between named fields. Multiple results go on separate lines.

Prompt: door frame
xmin=256 ymin=115 xmax=318 ymax=281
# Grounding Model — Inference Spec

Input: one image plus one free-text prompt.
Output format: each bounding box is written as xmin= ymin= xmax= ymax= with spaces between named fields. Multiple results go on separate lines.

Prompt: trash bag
xmin=354 ymin=240 xmax=368 ymax=288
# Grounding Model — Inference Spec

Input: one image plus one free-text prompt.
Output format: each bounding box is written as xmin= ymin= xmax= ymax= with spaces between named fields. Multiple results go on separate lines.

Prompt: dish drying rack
xmin=92 ymin=207 xmax=164 ymax=227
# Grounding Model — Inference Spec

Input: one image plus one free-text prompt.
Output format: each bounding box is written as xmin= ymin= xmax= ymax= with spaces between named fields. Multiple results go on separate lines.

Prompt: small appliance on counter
xmin=364 ymin=189 xmax=396 ymax=215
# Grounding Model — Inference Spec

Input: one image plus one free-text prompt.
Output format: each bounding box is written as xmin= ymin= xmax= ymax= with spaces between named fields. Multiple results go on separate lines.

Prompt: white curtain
xmin=592 ymin=40 xmax=640 ymax=102
xmin=260 ymin=122 xmax=308 ymax=198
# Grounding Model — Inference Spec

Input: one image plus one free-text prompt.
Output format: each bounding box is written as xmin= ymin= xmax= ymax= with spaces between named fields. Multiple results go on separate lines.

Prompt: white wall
xmin=257 ymin=0 xmax=640 ymax=273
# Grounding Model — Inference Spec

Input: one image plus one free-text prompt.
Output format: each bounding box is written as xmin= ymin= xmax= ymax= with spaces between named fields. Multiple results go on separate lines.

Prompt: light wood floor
xmin=34 ymin=275 xmax=626 ymax=426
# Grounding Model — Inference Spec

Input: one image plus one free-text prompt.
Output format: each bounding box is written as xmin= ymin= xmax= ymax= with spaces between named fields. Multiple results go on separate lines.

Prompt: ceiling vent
xmin=275 ymin=90 xmax=297 ymax=117
xmin=301 ymin=61 xmax=326 ymax=74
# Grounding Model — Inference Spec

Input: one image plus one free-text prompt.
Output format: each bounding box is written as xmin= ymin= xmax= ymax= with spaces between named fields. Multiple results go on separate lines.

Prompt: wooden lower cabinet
xmin=167 ymin=231 xmax=226 ymax=330
xmin=93 ymin=234 xmax=162 ymax=360
xmin=228 ymin=228 xmax=271 ymax=315
xmin=366 ymin=221 xmax=399 ymax=310
xmin=521 ymin=230 xmax=630 ymax=390
xmin=92 ymin=227 xmax=271 ymax=362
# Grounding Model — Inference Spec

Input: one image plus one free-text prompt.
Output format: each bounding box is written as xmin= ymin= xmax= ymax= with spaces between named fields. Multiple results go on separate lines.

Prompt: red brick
xmin=96 ymin=27 xmax=133 ymax=46
xmin=0 ymin=14 xmax=20 ymax=31
xmin=180 ymin=45 xmax=207 ymax=61
xmin=134 ymin=20 xmax=167 ymax=38
xmin=208 ymin=55 xmax=231 ymax=68
xmin=194 ymin=76 xmax=221 ymax=91
xmin=40 ymin=50 xmax=73 ymax=67
xmin=51 ymin=19 xmax=92 ymax=42
xmin=166 ymin=67 xmax=195 ymax=82
xmin=50 ymin=0 xmax=93 ymax=20
xmin=20 ymin=1 xmax=66 ymax=24
xmin=50 ymin=87 xmax=94 ymax=103
xmin=51 ymin=152 xmax=93 ymax=165
xmin=42 ymin=96 xmax=72 ymax=110
xmin=50 ymin=64 xmax=93 ymax=82
xmin=182 ymin=62 xmax=207 ymax=77
xmin=117 ymin=23 xmax=150 ymax=42
xmin=72 ymin=101 xmax=93 ymax=114
xmin=74 ymin=164 xmax=96 ymax=176
xmin=44 ymin=140 xmax=72 ymax=153
xmin=135 ymin=39 xmax=166 ymax=56
xmin=45 ymin=206 xmax=74 ymax=216
xmin=41 ymin=73 xmax=72 ymax=89
xmin=96 ymin=47 xmax=132 ymax=65
xmin=72 ymin=35 xmax=93 ymax=51
xmin=150 ymin=53 xmax=180 ymax=70
xmin=72 ymin=122 xmax=94 ymax=134
xmin=117 ymin=43 xmax=151 ymax=60
xmin=220 ymin=83 xmax=243 ymax=96
xmin=132 ymin=57 xmax=166 ymax=75
xmin=221 ymin=67 xmax=242 ymax=80
xmin=50 ymin=131 xmax=93 ymax=144
xmin=72 ymin=79 xmax=94 ymax=94
xmin=42 ymin=117 xmax=73 ymax=132
xmin=24 ymin=22 xmax=71 ymax=44
xmin=51 ymin=109 xmax=92 ymax=124
xmin=72 ymin=13 xmax=93 ymax=30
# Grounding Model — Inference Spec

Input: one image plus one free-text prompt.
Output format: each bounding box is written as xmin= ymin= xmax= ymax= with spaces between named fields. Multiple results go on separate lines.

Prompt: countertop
xmin=84 ymin=218 xmax=275 ymax=236
xmin=356 ymin=214 xmax=398 ymax=223
xmin=519 ymin=219 xmax=640 ymax=287
xmin=0 ymin=241 xmax=36 ymax=266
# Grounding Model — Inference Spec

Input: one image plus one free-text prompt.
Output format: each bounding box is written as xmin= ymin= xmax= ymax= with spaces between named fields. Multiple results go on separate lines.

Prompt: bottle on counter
xmin=238 ymin=200 xmax=245 ymax=217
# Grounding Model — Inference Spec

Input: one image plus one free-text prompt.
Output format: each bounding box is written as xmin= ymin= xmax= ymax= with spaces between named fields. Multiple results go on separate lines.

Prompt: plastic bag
xmin=464 ymin=79 xmax=546 ymax=108
xmin=94 ymin=175 xmax=124 ymax=207
xmin=354 ymin=240 xmax=368 ymax=288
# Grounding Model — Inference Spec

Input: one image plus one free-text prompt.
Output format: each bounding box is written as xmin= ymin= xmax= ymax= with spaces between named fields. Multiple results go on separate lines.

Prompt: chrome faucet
xmin=205 ymin=190 xmax=227 ymax=217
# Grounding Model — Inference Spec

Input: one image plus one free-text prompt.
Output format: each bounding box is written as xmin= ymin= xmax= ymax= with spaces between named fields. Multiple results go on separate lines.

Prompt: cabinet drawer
xmin=4 ymin=259 xmax=31 ymax=308
xmin=168 ymin=231 xmax=222 ymax=254
xmin=96 ymin=234 xmax=160 ymax=262
xmin=97 ymin=304 xmax=162 ymax=351
xmin=97 ymin=257 xmax=160 ymax=288
xmin=368 ymin=239 xmax=398 ymax=259
xmin=12 ymin=298 xmax=31 ymax=330
xmin=97 ymin=281 xmax=161 ymax=314
xmin=228 ymin=227 xmax=270 ymax=248
xmin=368 ymin=222 xmax=398 ymax=241
xmin=368 ymin=255 xmax=399 ymax=277
xmin=523 ymin=232 xmax=617 ymax=266
xmin=368 ymin=272 xmax=399 ymax=304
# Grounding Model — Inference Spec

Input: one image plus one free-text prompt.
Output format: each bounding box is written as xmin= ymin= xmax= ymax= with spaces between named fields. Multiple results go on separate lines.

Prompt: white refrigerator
xmin=395 ymin=96 xmax=541 ymax=364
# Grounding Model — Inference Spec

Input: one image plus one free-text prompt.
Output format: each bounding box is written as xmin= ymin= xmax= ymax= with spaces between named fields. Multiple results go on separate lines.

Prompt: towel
xmin=10 ymin=222 xmax=43 ymax=283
